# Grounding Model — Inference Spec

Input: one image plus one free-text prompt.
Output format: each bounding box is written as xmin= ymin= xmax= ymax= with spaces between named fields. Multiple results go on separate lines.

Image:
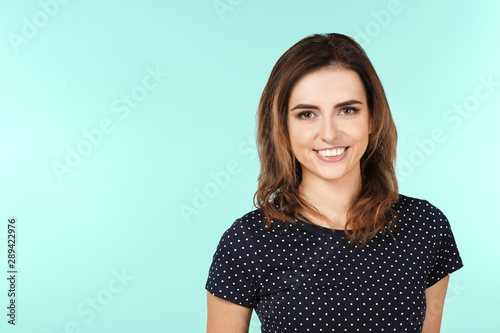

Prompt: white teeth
xmin=317 ymin=147 xmax=346 ymax=157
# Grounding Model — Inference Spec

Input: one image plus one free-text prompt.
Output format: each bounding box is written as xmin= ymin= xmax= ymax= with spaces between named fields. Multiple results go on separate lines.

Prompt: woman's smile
xmin=314 ymin=146 xmax=349 ymax=162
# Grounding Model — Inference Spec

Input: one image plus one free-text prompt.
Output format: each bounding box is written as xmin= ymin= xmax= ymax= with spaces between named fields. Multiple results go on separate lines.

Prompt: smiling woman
xmin=206 ymin=33 xmax=464 ymax=332
xmin=255 ymin=34 xmax=399 ymax=242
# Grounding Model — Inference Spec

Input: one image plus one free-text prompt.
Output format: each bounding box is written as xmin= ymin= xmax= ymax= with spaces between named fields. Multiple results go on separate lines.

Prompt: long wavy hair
xmin=253 ymin=33 xmax=399 ymax=248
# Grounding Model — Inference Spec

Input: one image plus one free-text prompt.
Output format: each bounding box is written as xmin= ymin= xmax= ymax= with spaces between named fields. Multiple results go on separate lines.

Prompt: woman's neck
xmin=299 ymin=166 xmax=362 ymax=228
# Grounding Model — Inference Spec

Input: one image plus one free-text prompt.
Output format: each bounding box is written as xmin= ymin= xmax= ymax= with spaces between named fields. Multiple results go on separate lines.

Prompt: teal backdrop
xmin=0 ymin=0 xmax=498 ymax=332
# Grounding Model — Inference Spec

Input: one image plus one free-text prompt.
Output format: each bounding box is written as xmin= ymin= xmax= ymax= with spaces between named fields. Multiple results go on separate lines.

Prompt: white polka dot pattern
xmin=205 ymin=194 xmax=464 ymax=332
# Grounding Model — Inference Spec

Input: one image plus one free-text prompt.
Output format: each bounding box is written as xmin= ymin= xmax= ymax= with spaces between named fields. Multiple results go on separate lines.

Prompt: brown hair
xmin=253 ymin=33 xmax=399 ymax=248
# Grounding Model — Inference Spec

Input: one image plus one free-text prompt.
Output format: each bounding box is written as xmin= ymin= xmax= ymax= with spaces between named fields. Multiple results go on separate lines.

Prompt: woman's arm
xmin=207 ymin=291 xmax=253 ymax=333
xmin=422 ymin=275 xmax=450 ymax=333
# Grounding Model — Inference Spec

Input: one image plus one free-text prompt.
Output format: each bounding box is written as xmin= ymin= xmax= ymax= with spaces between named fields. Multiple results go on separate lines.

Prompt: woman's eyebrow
xmin=289 ymin=99 xmax=363 ymax=112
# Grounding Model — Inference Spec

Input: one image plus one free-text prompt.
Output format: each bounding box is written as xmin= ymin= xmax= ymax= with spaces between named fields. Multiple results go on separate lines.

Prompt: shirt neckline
xmin=296 ymin=213 xmax=349 ymax=235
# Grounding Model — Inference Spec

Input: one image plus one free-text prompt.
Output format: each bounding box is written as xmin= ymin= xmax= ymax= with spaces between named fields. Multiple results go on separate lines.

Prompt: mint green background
xmin=0 ymin=1 xmax=497 ymax=332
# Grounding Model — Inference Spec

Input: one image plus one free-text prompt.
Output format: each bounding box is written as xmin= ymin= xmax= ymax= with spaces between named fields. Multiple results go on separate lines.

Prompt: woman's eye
xmin=298 ymin=111 xmax=314 ymax=119
xmin=339 ymin=107 xmax=357 ymax=115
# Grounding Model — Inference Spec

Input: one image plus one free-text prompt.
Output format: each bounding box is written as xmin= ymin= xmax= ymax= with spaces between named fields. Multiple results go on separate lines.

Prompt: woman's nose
xmin=319 ymin=117 xmax=340 ymax=143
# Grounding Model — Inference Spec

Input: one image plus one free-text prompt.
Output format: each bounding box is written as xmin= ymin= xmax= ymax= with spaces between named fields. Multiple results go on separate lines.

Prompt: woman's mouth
xmin=315 ymin=147 xmax=348 ymax=157
xmin=313 ymin=147 xmax=349 ymax=162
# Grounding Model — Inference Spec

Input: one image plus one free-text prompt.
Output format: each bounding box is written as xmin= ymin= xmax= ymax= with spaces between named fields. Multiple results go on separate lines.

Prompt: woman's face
xmin=287 ymin=67 xmax=371 ymax=186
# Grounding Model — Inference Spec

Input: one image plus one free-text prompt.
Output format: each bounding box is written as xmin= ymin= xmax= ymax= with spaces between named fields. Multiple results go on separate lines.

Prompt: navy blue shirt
xmin=205 ymin=194 xmax=464 ymax=332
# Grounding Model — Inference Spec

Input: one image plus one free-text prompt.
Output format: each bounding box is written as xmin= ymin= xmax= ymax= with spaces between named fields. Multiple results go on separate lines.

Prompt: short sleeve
xmin=205 ymin=219 xmax=261 ymax=308
xmin=426 ymin=208 xmax=464 ymax=288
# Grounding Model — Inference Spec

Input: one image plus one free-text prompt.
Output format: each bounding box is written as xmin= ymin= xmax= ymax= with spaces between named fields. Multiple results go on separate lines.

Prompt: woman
xmin=206 ymin=33 xmax=463 ymax=332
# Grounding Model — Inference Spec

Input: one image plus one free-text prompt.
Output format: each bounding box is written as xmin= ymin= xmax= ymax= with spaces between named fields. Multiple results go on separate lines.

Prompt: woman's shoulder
xmin=213 ymin=209 xmax=284 ymax=252
xmin=394 ymin=193 xmax=453 ymax=232
xmin=395 ymin=194 xmax=445 ymax=213
xmin=226 ymin=208 xmax=291 ymax=237
xmin=225 ymin=209 xmax=265 ymax=233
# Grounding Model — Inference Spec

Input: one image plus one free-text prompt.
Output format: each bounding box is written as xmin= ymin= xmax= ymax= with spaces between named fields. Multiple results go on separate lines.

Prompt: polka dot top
xmin=205 ymin=194 xmax=464 ymax=332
